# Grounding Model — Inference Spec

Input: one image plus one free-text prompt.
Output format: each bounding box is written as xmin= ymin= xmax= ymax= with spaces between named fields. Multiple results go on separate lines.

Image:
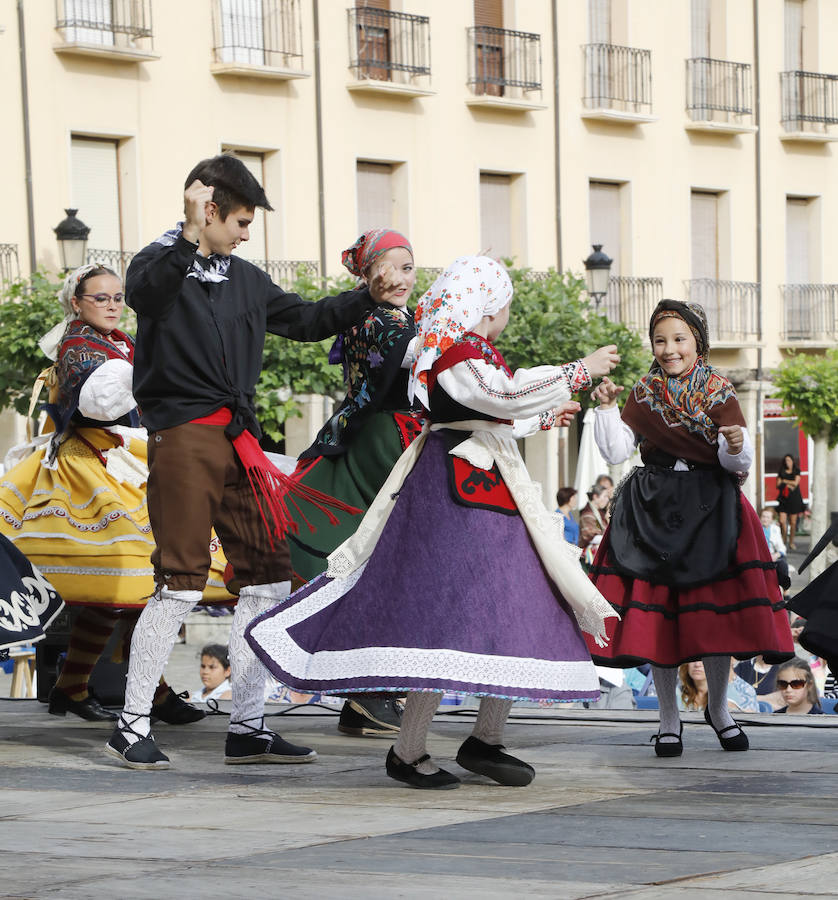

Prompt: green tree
xmin=771 ymin=348 xmax=838 ymax=578
xmin=0 ymin=272 xmax=63 ymax=419
xmin=496 ymin=267 xmax=648 ymax=405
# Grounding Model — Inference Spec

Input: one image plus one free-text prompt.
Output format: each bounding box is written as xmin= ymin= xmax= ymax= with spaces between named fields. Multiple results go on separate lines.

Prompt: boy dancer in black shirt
xmin=106 ymin=155 xmax=395 ymax=769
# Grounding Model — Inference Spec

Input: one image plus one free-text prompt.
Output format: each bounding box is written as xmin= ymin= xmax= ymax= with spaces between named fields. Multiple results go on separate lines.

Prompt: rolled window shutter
xmin=357 ymin=162 xmax=394 ymax=233
xmin=230 ymin=151 xmax=267 ymax=261
xmin=589 ymin=182 xmax=621 ymax=276
xmin=71 ymin=137 xmax=121 ymax=253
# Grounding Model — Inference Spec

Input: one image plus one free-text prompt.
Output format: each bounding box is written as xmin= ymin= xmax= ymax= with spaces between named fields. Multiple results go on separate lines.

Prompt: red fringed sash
xmin=191 ymin=408 xmax=362 ymax=549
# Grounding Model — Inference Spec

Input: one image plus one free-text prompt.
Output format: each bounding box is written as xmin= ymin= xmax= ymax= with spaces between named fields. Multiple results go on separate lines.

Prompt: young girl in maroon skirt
xmin=589 ymin=299 xmax=793 ymax=756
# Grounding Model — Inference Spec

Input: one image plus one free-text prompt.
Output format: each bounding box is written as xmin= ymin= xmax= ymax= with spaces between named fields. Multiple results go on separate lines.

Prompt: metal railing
xmin=467 ymin=26 xmax=542 ymax=99
xmin=0 ymin=244 xmax=20 ymax=285
xmin=253 ymin=259 xmax=319 ymax=283
xmin=684 ymin=279 xmax=760 ymax=342
xmin=347 ymin=6 xmax=430 ymax=85
xmin=781 ymin=71 xmax=838 ymax=132
xmin=55 ymin=0 xmax=153 ymax=50
xmin=212 ymin=0 xmax=304 ymax=69
xmin=600 ymin=276 xmax=663 ymax=330
xmin=781 ymin=284 xmax=838 ymax=341
xmin=686 ymin=58 xmax=752 ymax=122
xmin=583 ymin=43 xmax=652 ymax=114
xmin=87 ymin=248 xmax=136 ymax=280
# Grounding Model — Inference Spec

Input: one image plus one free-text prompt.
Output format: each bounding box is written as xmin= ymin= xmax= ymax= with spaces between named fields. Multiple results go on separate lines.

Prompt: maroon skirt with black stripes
xmin=585 ymin=494 xmax=794 ymax=668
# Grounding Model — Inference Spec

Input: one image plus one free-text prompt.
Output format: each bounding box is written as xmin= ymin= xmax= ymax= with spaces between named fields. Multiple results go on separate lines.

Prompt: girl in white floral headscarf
xmin=247 ymin=254 xmax=621 ymax=790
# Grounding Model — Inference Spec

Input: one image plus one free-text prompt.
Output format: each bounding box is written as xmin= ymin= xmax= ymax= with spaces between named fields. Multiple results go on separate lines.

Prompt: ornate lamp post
xmin=54 ymin=209 xmax=90 ymax=273
xmin=583 ymin=244 xmax=613 ymax=309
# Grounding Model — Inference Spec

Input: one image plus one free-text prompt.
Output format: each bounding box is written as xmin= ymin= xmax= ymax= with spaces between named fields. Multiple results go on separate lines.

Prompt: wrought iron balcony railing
xmin=781 ymin=284 xmax=838 ymax=341
xmin=781 ymin=71 xmax=838 ymax=132
xmin=583 ymin=43 xmax=652 ymax=114
xmin=212 ymin=0 xmax=304 ymax=69
xmin=87 ymin=249 xmax=136 ymax=279
xmin=686 ymin=58 xmax=752 ymax=123
xmin=252 ymin=259 xmax=319 ymax=283
xmin=0 ymin=244 xmax=20 ymax=285
xmin=348 ymin=7 xmax=430 ymax=85
xmin=55 ymin=0 xmax=153 ymax=50
xmin=467 ymin=26 xmax=542 ymax=99
xmin=684 ymin=279 xmax=760 ymax=342
xmin=602 ymin=276 xmax=663 ymax=330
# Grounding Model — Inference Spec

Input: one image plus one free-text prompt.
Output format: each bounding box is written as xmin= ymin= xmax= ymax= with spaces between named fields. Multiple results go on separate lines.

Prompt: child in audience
xmin=190 ymin=644 xmax=232 ymax=703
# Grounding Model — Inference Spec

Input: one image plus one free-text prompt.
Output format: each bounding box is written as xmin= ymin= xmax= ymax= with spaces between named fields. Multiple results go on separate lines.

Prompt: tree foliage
xmin=496 ymin=267 xmax=648 ymax=407
xmin=771 ymin=348 xmax=838 ymax=449
xmin=0 ymin=272 xmax=64 ymax=417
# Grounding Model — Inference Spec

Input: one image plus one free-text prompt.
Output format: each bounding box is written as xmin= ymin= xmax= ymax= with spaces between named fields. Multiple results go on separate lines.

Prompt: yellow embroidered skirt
xmin=0 ymin=428 xmax=234 ymax=607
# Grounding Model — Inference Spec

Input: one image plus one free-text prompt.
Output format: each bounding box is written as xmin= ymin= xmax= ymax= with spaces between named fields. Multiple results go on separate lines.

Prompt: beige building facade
xmin=1 ymin=0 xmax=837 ymax=517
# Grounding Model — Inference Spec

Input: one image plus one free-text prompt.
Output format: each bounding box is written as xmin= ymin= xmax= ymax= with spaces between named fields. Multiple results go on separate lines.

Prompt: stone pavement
xmin=2 ymin=699 xmax=838 ymax=899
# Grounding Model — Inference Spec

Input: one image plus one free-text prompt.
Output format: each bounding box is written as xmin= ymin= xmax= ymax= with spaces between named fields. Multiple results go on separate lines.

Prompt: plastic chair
xmin=635 ymin=696 xmax=659 ymax=710
xmin=757 ymin=700 xmax=773 ymax=713
xmin=820 ymin=697 xmax=838 ymax=715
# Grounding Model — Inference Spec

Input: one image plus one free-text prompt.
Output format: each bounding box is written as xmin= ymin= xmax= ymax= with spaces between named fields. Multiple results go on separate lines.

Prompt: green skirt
xmin=288 ymin=411 xmax=419 ymax=583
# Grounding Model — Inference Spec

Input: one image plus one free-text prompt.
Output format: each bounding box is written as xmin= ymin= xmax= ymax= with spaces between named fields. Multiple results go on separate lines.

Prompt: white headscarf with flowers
xmin=408 ymin=255 xmax=513 ymax=409
xmin=37 ymin=263 xmax=105 ymax=362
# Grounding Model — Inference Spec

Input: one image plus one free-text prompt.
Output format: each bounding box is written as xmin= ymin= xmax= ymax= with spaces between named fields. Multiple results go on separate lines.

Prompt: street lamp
xmin=583 ymin=244 xmax=613 ymax=309
xmin=54 ymin=209 xmax=90 ymax=273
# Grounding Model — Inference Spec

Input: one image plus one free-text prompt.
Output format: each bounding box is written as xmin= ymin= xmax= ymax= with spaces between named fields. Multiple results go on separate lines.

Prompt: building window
xmin=691 ymin=190 xmax=719 ymax=281
xmin=225 ymin=150 xmax=268 ymax=261
xmin=56 ymin=0 xmax=153 ymax=50
xmin=589 ymin=181 xmax=622 ymax=276
xmin=357 ymin=161 xmax=394 ymax=232
xmin=347 ymin=3 xmax=431 ymax=86
xmin=479 ymin=172 xmax=526 ymax=264
xmin=71 ymin=136 xmax=122 ymax=254
xmin=213 ymin=0 xmax=304 ymax=69
xmin=467 ymin=0 xmax=542 ymax=99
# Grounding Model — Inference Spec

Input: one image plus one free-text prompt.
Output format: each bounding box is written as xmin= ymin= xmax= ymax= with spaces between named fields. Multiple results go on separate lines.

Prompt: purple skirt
xmin=246 ymin=433 xmax=599 ymax=702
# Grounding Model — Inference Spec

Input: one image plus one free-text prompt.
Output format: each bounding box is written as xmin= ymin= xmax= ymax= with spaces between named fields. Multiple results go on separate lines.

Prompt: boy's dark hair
xmin=200 ymin=643 xmax=230 ymax=669
xmin=184 ymin=154 xmax=273 ymax=220
xmin=75 ymin=266 xmax=118 ymax=298
xmin=556 ymin=486 xmax=577 ymax=507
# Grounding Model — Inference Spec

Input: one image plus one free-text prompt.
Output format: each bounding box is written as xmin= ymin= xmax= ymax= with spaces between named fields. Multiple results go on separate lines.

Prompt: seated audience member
xmin=734 ymin=656 xmax=783 ymax=710
xmin=556 ymin=486 xmax=580 ymax=546
xmin=190 ymin=644 xmax=232 ymax=703
xmin=679 ymin=659 xmax=758 ymax=713
xmin=594 ymin=472 xmax=615 ymax=500
xmin=773 ymin=658 xmax=824 ymax=715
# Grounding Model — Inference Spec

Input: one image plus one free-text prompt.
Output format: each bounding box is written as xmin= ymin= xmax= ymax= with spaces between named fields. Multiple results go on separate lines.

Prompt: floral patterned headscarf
xmin=408 ymin=255 xmax=512 ymax=408
xmin=341 ymin=228 xmax=413 ymax=277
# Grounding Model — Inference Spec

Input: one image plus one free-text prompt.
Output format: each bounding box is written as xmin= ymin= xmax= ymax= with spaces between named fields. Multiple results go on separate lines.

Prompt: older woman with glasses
xmin=0 ymin=264 xmax=233 ymax=723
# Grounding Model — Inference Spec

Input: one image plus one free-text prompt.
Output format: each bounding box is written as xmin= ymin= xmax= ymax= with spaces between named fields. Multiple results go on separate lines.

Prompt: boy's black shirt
xmin=126 ymin=234 xmax=374 ymax=438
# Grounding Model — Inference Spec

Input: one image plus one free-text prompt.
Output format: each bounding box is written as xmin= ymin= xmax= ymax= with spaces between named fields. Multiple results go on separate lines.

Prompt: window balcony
xmin=252 ymin=258 xmax=319 ymax=283
xmin=465 ymin=26 xmax=545 ymax=112
xmin=87 ymin=248 xmax=136 ymax=280
xmin=685 ymin=58 xmax=755 ymax=135
xmin=347 ymin=7 xmax=432 ymax=98
xmin=0 ymin=244 xmax=20 ymax=285
xmin=780 ymin=71 xmax=838 ymax=142
xmin=581 ymin=43 xmax=655 ymax=124
xmin=603 ymin=276 xmax=664 ymax=330
xmin=54 ymin=0 xmax=157 ymax=62
xmin=211 ymin=0 xmax=309 ymax=80
xmin=684 ymin=279 xmax=760 ymax=345
xmin=781 ymin=284 xmax=838 ymax=344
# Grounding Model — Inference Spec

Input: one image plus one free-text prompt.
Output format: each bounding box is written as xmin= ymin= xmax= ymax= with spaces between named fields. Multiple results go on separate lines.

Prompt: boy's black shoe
xmin=104 ymin=714 xmax=170 ymax=770
xmin=224 ymin=720 xmax=317 ymax=764
xmin=151 ymin=688 xmax=206 ymax=725
xmin=456 ymin=736 xmax=535 ymax=786
xmin=338 ymin=696 xmax=402 ymax=736
xmin=385 ymin=747 xmax=461 ymax=790
xmin=48 ymin=687 xmax=117 ymax=721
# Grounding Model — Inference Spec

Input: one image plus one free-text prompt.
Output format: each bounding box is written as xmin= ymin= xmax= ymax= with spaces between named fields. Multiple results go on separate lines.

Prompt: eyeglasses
xmin=776 ymin=679 xmax=808 ymax=690
xmin=80 ymin=293 xmax=125 ymax=307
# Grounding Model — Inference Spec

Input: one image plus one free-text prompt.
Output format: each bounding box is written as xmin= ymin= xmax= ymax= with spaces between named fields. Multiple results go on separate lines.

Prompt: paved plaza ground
xmin=1 ymin=697 xmax=838 ymax=899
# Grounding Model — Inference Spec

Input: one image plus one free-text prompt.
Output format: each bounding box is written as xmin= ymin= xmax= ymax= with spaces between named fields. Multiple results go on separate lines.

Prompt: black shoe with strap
xmin=48 ymin=687 xmax=117 ymax=722
xmin=456 ymin=736 xmax=535 ymax=786
xmin=224 ymin=718 xmax=317 ymax=765
xmin=151 ymin=688 xmax=206 ymax=725
xmin=650 ymin=721 xmax=684 ymax=757
xmin=385 ymin=746 xmax=461 ymax=790
xmin=704 ymin=707 xmax=749 ymax=751
xmin=104 ymin=713 xmax=170 ymax=770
